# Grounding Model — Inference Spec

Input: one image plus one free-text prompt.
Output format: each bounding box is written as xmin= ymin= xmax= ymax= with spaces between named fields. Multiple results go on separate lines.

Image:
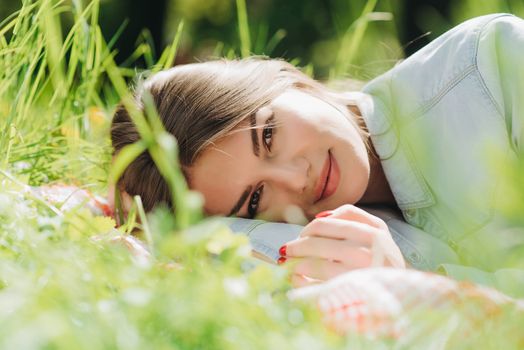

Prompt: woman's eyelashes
xmin=248 ymin=184 xmax=264 ymax=218
xmin=248 ymin=114 xmax=276 ymax=219
xmin=262 ymin=114 xmax=276 ymax=152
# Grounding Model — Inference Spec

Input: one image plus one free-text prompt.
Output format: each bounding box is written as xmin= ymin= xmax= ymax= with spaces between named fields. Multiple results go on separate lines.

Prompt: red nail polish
xmin=279 ymin=245 xmax=287 ymax=256
xmin=315 ymin=210 xmax=333 ymax=218
xmin=277 ymin=256 xmax=287 ymax=265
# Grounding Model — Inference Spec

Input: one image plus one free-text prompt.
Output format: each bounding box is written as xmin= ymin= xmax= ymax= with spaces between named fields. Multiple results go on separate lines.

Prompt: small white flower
xmin=223 ymin=277 xmax=249 ymax=298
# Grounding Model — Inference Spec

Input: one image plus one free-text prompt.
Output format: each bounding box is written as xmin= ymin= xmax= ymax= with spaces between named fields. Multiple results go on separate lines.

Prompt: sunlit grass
xmin=0 ymin=1 xmax=336 ymax=348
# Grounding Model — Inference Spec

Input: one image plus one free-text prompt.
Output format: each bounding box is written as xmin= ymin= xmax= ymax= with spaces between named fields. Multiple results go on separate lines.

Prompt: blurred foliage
xmin=2 ymin=0 xmax=524 ymax=79
xmin=165 ymin=0 xmax=403 ymax=79
xmin=163 ymin=0 xmax=524 ymax=79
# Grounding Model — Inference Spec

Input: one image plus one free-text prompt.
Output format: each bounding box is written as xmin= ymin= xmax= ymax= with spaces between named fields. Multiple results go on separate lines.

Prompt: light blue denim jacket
xmin=224 ymin=14 xmax=524 ymax=297
xmin=356 ymin=13 xmax=524 ymax=296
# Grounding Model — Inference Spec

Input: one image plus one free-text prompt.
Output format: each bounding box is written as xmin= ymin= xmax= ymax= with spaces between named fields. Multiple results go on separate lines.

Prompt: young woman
xmin=111 ymin=14 xmax=524 ymax=293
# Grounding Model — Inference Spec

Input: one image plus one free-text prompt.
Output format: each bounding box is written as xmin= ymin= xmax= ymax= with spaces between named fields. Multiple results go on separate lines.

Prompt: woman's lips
xmin=314 ymin=150 xmax=340 ymax=204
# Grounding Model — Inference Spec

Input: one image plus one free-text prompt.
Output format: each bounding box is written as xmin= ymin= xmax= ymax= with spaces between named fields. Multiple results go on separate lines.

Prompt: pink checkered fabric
xmin=32 ymin=184 xmax=113 ymax=217
xmin=288 ymin=267 xmax=524 ymax=337
xmin=34 ymin=184 xmax=152 ymax=260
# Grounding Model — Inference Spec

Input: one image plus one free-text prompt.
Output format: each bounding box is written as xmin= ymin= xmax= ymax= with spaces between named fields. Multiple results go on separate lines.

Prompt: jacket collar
xmin=351 ymin=91 xmax=436 ymax=210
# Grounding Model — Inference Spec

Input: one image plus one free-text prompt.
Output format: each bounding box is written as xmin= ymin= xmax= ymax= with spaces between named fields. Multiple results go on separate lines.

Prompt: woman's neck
xmin=357 ymin=142 xmax=397 ymax=208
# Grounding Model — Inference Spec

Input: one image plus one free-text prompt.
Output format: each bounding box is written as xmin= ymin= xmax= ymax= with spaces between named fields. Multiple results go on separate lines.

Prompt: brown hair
xmin=111 ymin=57 xmax=369 ymax=212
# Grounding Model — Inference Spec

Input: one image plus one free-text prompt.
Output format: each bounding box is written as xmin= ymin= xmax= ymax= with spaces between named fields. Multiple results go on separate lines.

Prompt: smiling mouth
xmin=314 ymin=150 xmax=332 ymax=204
xmin=319 ymin=155 xmax=332 ymax=201
xmin=313 ymin=149 xmax=340 ymax=204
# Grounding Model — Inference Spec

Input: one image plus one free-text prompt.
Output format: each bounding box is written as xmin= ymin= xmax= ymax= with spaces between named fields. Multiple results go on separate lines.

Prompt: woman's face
xmin=190 ymin=88 xmax=371 ymax=222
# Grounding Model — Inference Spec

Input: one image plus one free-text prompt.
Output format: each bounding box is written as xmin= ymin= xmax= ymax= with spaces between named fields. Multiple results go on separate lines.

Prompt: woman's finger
xmin=285 ymin=236 xmax=373 ymax=268
xmin=289 ymin=273 xmax=322 ymax=288
xmin=318 ymin=204 xmax=387 ymax=230
xmin=286 ymin=257 xmax=353 ymax=281
xmin=300 ymin=217 xmax=377 ymax=246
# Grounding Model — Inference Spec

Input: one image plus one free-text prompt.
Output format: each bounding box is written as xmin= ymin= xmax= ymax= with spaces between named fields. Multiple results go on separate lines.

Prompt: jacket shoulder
xmin=363 ymin=14 xmax=513 ymax=121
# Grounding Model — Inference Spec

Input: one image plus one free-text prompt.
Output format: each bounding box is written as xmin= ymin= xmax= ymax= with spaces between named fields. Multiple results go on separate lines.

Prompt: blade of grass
xmin=333 ymin=0 xmax=378 ymax=77
xmin=265 ymin=29 xmax=286 ymax=55
xmin=154 ymin=20 xmax=184 ymax=72
xmin=236 ymin=0 xmax=251 ymax=58
xmin=134 ymin=195 xmax=154 ymax=254
xmin=108 ymin=140 xmax=148 ymax=186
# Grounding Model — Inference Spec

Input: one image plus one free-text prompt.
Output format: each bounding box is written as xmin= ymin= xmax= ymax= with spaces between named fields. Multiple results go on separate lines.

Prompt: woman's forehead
xmin=189 ymin=127 xmax=253 ymax=216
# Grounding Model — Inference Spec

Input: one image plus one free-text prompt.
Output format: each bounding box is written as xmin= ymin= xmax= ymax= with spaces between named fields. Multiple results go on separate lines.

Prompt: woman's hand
xmin=279 ymin=204 xmax=405 ymax=287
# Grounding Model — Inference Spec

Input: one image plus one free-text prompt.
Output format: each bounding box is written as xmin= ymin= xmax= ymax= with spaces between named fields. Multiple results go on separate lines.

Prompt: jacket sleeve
xmin=219 ymin=217 xmax=302 ymax=263
xmin=477 ymin=14 xmax=524 ymax=153
xmin=220 ymin=207 xmax=461 ymax=271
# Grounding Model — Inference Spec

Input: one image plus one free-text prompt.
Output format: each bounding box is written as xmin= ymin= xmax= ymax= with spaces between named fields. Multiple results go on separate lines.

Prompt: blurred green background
xmin=2 ymin=0 xmax=523 ymax=80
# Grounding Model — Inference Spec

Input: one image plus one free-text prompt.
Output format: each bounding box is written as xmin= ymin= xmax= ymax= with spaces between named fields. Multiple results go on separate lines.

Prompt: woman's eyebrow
xmin=250 ymin=113 xmax=260 ymax=157
xmin=227 ymin=185 xmax=253 ymax=217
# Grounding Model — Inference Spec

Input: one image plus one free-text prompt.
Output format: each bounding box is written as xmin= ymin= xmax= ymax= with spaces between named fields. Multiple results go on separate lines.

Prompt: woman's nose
xmin=265 ymin=158 xmax=309 ymax=193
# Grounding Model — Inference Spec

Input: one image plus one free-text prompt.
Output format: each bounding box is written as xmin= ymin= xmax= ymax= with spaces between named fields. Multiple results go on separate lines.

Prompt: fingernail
xmin=279 ymin=245 xmax=287 ymax=256
xmin=315 ymin=210 xmax=333 ymax=218
xmin=277 ymin=256 xmax=287 ymax=265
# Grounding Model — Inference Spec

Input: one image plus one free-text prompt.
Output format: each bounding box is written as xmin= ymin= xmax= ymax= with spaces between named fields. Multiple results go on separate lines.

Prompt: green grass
xmin=0 ymin=1 xmax=336 ymax=348
xmin=1 ymin=0 xmax=524 ymax=348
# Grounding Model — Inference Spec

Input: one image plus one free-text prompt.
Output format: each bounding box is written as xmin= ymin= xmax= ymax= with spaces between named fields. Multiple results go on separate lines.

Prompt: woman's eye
xmin=248 ymin=185 xmax=264 ymax=218
xmin=262 ymin=123 xmax=274 ymax=151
